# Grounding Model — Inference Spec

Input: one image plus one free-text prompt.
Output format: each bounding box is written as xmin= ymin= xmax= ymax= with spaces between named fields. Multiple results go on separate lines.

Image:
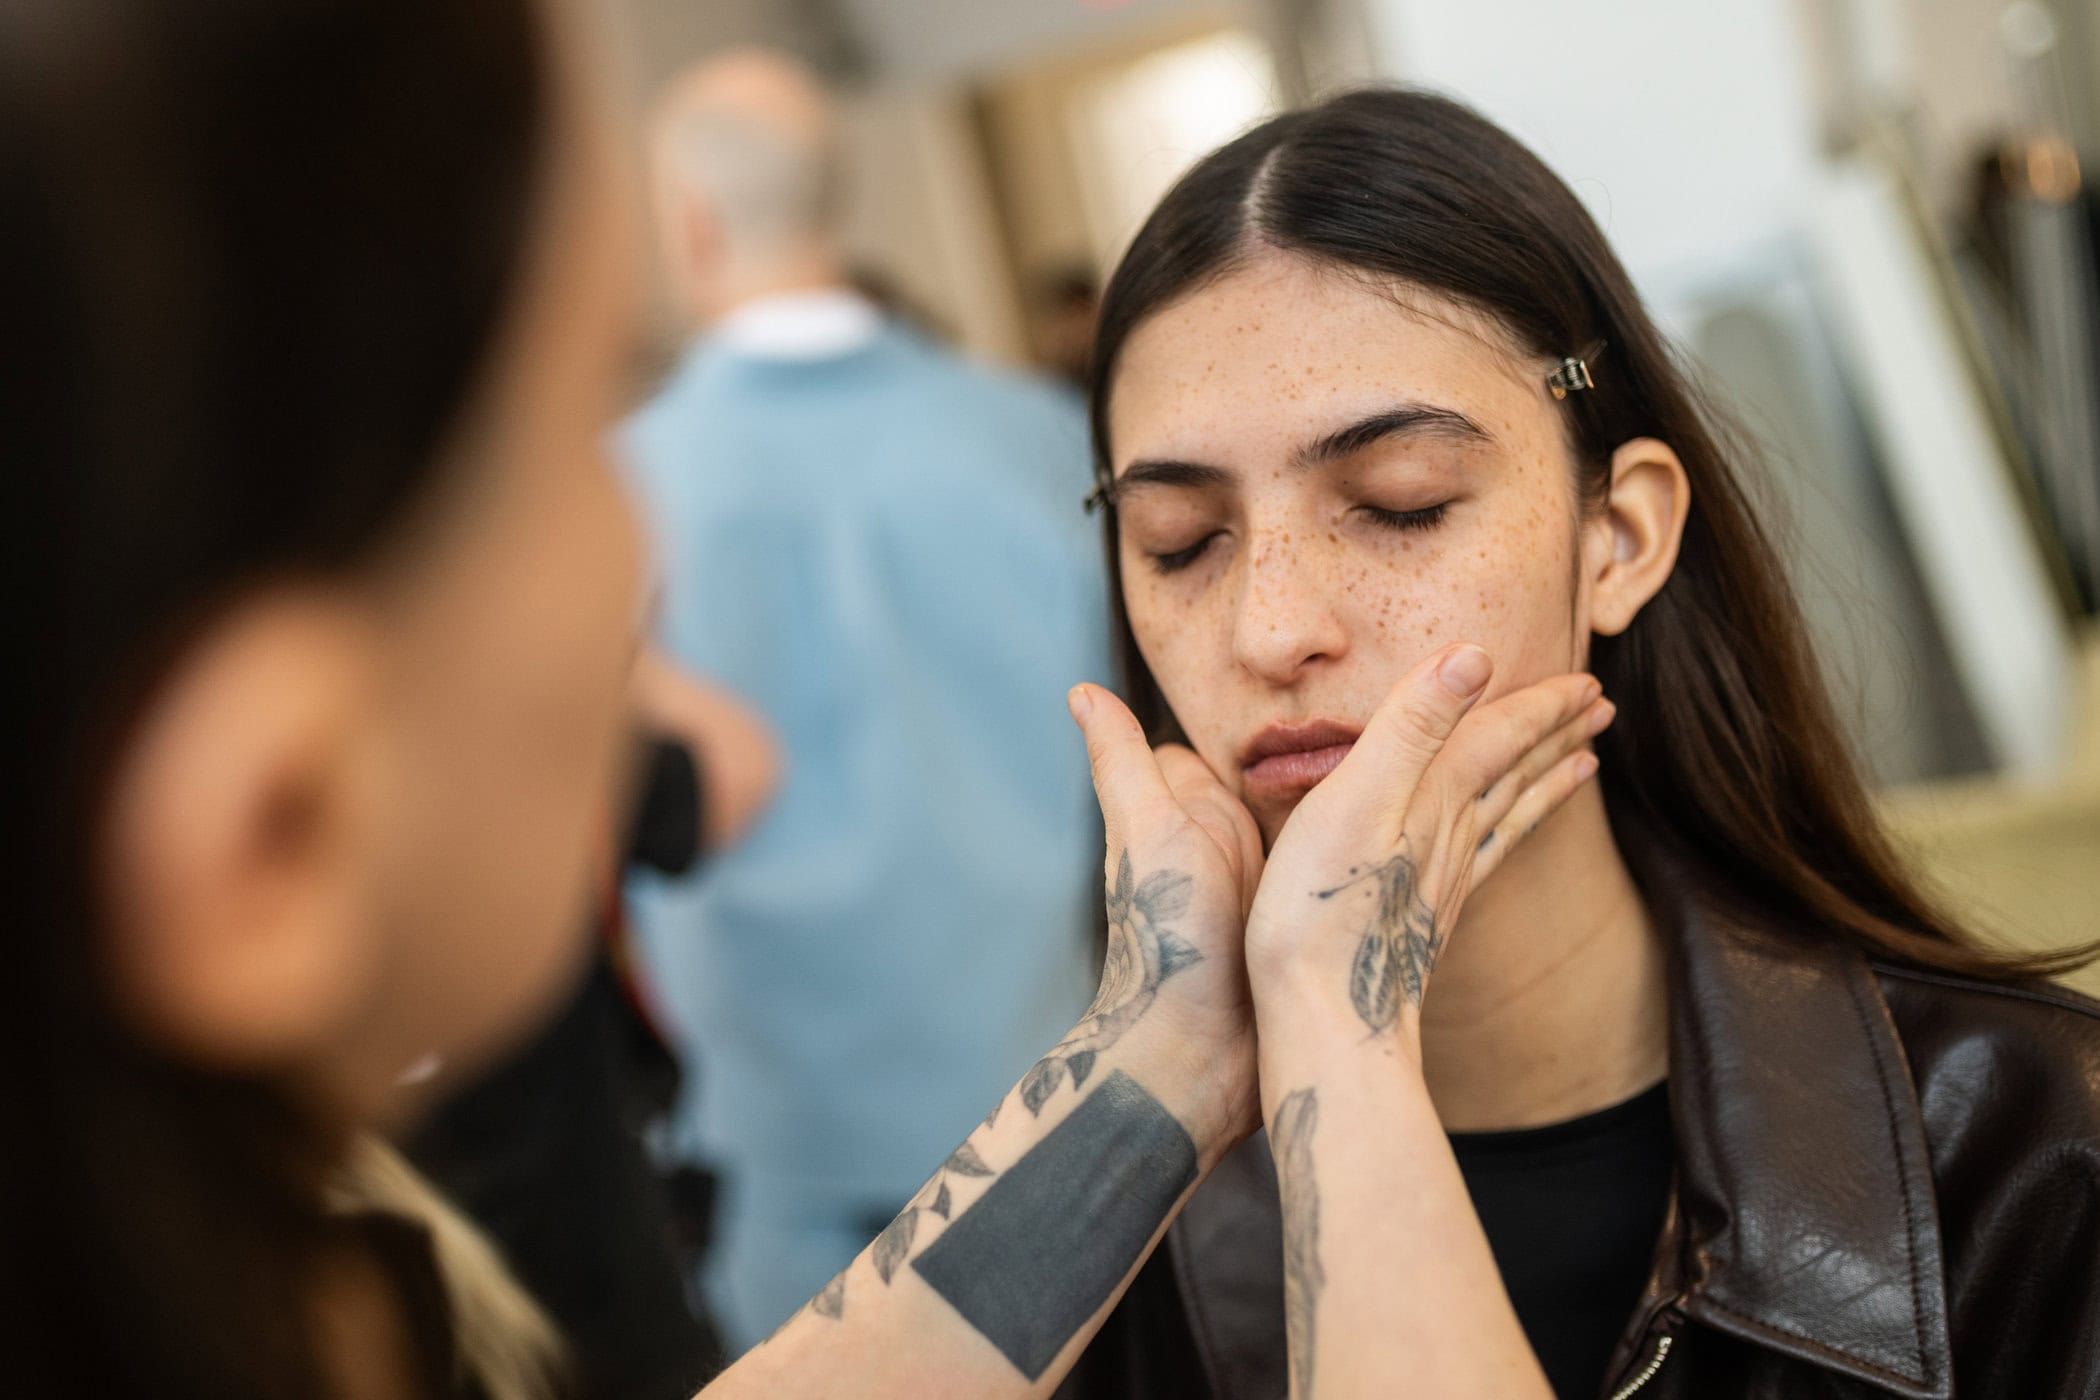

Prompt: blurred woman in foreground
xmin=8 ymin=2 xmax=1602 ymax=1397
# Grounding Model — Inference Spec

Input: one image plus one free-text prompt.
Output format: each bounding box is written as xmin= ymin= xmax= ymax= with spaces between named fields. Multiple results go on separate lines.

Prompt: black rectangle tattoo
xmin=910 ymin=1070 xmax=1197 ymax=1380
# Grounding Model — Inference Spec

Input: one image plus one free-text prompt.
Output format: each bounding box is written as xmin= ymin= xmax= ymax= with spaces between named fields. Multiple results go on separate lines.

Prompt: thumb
xmin=1329 ymin=643 xmax=1493 ymax=819
xmin=1068 ymin=683 xmax=1176 ymax=843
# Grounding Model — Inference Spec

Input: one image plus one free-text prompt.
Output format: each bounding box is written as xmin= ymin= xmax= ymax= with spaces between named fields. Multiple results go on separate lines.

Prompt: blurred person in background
xmin=623 ymin=49 xmax=1110 ymax=1350
xmin=1029 ymin=264 xmax=1102 ymax=393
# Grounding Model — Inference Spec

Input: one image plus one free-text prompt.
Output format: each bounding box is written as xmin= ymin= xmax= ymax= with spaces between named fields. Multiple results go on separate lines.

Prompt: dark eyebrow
xmin=1298 ymin=404 xmax=1492 ymax=467
xmin=1111 ymin=459 xmax=1235 ymax=495
xmin=1103 ymin=403 xmax=1487 ymax=508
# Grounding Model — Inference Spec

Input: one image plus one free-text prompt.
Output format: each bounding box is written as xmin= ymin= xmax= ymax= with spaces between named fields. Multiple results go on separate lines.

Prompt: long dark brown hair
xmin=1088 ymin=88 xmax=2089 ymax=983
xmin=4 ymin=1 xmax=547 ymax=1394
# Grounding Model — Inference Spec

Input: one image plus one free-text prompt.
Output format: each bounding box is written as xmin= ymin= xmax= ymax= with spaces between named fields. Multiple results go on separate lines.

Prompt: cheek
xmin=1121 ymin=554 xmax=1236 ymax=755
xmin=1377 ymin=495 xmax=1581 ymax=691
xmin=375 ymin=455 xmax=644 ymax=1066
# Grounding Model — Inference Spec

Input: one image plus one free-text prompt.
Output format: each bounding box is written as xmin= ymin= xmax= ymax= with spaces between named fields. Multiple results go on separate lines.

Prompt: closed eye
xmin=1358 ymin=503 xmax=1449 ymax=534
xmin=1150 ymin=532 xmax=1224 ymax=575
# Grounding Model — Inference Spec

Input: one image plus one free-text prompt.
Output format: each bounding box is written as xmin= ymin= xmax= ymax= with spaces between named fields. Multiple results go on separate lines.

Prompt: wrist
xmin=1100 ymin=1011 xmax=1250 ymax=1171
xmin=1252 ymin=973 xmax=1427 ymax=1070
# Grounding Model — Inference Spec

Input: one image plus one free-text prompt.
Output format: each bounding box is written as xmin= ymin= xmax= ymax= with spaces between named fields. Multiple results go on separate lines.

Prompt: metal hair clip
xmin=1548 ymin=341 xmax=1607 ymax=399
xmin=1547 ymin=356 xmax=1594 ymax=399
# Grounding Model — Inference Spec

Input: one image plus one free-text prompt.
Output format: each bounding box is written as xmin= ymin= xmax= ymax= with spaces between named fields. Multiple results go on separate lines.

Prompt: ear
xmin=1581 ymin=436 xmax=1691 ymax=637
xmin=657 ymin=193 xmax=723 ymax=317
xmin=680 ymin=200 xmax=723 ymax=274
xmin=99 ymin=589 xmax=387 ymax=1074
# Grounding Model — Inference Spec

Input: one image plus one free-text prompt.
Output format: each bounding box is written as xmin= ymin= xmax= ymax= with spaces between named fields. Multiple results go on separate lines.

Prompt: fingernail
xmin=1586 ymin=699 xmax=1616 ymax=735
xmin=1582 ymin=675 xmax=1603 ymax=706
xmin=1067 ymin=685 xmax=1093 ymax=723
xmin=1438 ymin=645 xmax=1492 ymax=698
xmin=1575 ymin=751 xmax=1600 ymax=781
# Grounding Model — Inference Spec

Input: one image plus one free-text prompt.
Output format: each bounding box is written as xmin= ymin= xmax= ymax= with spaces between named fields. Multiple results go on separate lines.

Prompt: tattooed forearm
xmin=912 ymin=1071 xmax=1198 ymax=1380
xmin=1318 ymin=848 xmax=1441 ymax=1033
xmin=760 ymin=1267 xmax=849 ymax=1345
xmin=1273 ymin=1088 xmax=1324 ymax=1399
xmin=1019 ymin=850 xmax=1201 ymax=1115
xmin=872 ymin=1141 xmax=999 ymax=1284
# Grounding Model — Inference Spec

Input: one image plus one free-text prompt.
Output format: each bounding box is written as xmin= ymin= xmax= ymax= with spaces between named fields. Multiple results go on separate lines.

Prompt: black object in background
xmin=625 ymin=736 xmax=702 ymax=878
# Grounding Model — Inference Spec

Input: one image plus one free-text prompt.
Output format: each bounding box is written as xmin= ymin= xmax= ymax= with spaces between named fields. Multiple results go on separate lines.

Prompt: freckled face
xmin=1107 ymin=253 xmax=1592 ymax=843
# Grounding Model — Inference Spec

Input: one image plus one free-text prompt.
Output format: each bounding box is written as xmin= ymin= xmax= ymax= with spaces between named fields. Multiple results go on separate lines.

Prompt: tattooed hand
xmin=1244 ymin=644 xmax=1609 ymax=1036
xmin=1061 ymin=684 xmax=1267 ymax=1144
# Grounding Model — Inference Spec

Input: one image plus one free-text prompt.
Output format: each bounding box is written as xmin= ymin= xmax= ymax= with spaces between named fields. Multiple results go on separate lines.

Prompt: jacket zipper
xmin=1603 ymin=1296 xmax=1684 ymax=1400
xmin=1606 ymin=1332 xmax=1674 ymax=1399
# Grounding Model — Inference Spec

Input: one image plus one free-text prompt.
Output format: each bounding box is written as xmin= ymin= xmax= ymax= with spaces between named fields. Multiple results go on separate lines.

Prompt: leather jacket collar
xmin=1658 ymin=890 xmax=1951 ymax=1397
xmin=1167 ymin=884 xmax=1956 ymax=1399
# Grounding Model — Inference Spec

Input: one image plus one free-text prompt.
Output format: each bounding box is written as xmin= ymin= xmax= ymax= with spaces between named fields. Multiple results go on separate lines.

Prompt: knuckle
xmin=1388 ymin=694 xmax=1457 ymax=752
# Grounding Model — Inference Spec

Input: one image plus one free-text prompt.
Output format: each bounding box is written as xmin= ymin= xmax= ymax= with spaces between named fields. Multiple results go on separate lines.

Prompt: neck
xmin=698 ymin=245 xmax=851 ymax=328
xmin=1422 ymin=784 xmax=1669 ymax=1131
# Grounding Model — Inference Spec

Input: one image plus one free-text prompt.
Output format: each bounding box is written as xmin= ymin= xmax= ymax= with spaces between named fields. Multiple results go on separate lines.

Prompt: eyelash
xmin=1359 ymin=502 xmax=1450 ymax=534
xmin=1146 ymin=503 xmax=1451 ymax=576
xmin=1150 ymin=534 xmax=1221 ymax=575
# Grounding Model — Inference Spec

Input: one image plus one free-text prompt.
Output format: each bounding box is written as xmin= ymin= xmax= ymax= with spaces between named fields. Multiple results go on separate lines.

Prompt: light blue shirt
xmin=623 ymin=318 xmax=1106 ymax=1204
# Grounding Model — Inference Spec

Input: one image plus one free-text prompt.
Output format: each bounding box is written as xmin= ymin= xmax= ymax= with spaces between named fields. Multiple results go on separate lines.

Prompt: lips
xmin=1239 ymin=719 xmax=1362 ymax=800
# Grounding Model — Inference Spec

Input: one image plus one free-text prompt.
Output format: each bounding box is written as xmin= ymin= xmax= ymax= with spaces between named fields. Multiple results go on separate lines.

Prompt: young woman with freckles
xmin=1051 ymin=90 xmax=2100 ymax=1400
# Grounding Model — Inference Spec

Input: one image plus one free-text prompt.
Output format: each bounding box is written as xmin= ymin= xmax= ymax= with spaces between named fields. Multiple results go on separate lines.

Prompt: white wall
xmin=1348 ymin=0 xmax=2078 ymax=780
xmin=1356 ymin=0 xmax=1825 ymax=306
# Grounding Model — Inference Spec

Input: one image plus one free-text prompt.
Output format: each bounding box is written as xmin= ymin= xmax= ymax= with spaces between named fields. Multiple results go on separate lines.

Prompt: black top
xmin=1449 ymin=1081 xmax=1673 ymax=1400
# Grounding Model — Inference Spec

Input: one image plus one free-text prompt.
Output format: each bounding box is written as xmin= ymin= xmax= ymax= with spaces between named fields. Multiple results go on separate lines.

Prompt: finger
xmin=1470 ymin=747 xmax=1601 ymax=888
xmin=1158 ymin=745 xmax=1266 ymax=914
xmin=1154 ymin=743 xmax=1223 ymax=804
xmin=1474 ymin=695 xmax=1612 ymax=834
xmin=1068 ymin=683 xmax=1176 ymax=843
xmin=1428 ymin=673 xmax=1601 ymax=816
xmin=1319 ymin=643 xmax=1496 ymax=827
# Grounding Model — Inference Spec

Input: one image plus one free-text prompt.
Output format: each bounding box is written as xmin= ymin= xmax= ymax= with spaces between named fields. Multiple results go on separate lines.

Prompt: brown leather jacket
xmin=1057 ymin=888 xmax=2100 ymax=1399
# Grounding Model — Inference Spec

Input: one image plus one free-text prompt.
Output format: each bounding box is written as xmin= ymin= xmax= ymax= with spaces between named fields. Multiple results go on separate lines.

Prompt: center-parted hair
xmin=1087 ymin=88 xmax=2088 ymax=981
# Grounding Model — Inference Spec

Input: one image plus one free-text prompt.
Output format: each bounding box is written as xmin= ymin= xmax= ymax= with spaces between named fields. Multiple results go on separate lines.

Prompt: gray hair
xmin=664 ymin=105 xmax=839 ymax=257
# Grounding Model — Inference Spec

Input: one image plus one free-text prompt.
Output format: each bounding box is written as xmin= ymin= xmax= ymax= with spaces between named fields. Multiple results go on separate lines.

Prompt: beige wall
xmin=837 ymin=87 xmax=1026 ymax=361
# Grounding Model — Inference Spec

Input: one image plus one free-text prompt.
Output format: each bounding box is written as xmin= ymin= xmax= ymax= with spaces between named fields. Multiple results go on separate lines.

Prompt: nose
xmin=1230 ymin=527 xmax=1350 ymax=687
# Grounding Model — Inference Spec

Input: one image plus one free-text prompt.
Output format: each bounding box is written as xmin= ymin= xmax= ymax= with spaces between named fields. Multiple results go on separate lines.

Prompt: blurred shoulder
xmin=890 ymin=329 xmax=1089 ymax=436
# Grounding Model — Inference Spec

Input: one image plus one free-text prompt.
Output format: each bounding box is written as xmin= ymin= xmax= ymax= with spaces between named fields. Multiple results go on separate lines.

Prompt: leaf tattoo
xmin=1019 ymin=1056 xmax=1064 ymax=1115
xmin=1023 ymin=850 xmax=1202 ymax=1116
xmin=761 ymin=1267 xmax=849 ymax=1343
xmin=1067 ymin=1050 xmax=1098 ymax=1088
xmin=871 ymin=1136 xmax=1003 ymax=1283
xmin=871 ymin=1206 xmax=919 ymax=1283
xmin=1320 ymin=849 xmax=1441 ymax=1033
xmin=944 ymin=1142 xmax=995 ymax=1178
xmin=1273 ymin=1088 xmax=1324 ymax=1399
